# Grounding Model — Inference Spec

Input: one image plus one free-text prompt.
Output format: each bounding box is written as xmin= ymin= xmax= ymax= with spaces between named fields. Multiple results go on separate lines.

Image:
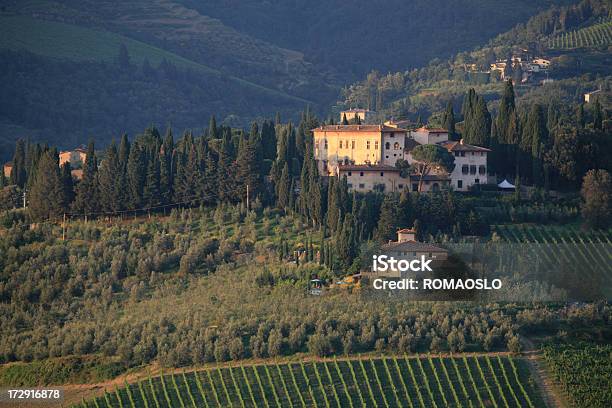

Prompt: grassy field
xmin=76 ymin=355 xmax=543 ymax=408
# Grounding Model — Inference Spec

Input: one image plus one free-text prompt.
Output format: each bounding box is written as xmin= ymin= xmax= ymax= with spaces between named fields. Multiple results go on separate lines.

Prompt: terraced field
xmin=548 ymin=20 xmax=612 ymax=49
xmin=76 ymin=355 xmax=543 ymax=407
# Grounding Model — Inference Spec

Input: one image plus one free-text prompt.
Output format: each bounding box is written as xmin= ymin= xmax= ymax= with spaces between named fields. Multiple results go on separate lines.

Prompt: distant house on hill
xmin=3 ymin=162 xmax=12 ymax=178
xmin=340 ymin=108 xmax=375 ymax=124
xmin=59 ymin=147 xmax=87 ymax=168
xmin=584 ymin=89 xmax=602 ymax=103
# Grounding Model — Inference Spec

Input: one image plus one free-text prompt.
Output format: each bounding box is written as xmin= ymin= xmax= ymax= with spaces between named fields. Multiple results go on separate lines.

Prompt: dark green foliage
xmin=581 ymin=169 xmax=611 ymax=229
xmin=98 ymin=142 xmax=122 ymax=212
xmin=28 ymin=150 xmax=64 ymax=221
xmin=72 ymin=141 xmax=99 ymax=215
xmin=9 ymin=140 xmax=27 ymax=188
xmin=374 ymin=195 xmax=399 ymax=243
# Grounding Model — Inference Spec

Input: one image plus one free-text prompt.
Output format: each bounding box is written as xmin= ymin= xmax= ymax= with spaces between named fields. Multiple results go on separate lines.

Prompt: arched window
xmin=394 ymin=142 xmax=400 ymax=150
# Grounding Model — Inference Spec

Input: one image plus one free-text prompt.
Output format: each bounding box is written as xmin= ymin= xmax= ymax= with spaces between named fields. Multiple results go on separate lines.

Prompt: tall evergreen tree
xmin=208 ymin=115 xmax=218 ymax=139
xmin=276 ymin=162 xmax=290 ymax=210
xmin=98 ymin=141 xmax=122 ymax=212
xmin=60 ymin=162 xmax=74 ymax=209
xmin=143 ymin=149 xmax=161 ymax=208
xmin=374 ymin=195 xmax=399 ymax=243
xmin=160 ymin=128 xmax=174 ymax=204
xmin=127 ymin=141 xmax=147 ymax=209
xmin=443 ymin=100 xmax=456 ymax=139
xmin=525 ymin=105 xmax=548 ymax=186
xmin=28 ymin=150 xmax=64 ymax=221
xmin=235 ymin=135 xmax=262 ymax=204
xmin=336 ymin=214 xmax=357 ymax=269
xmin=10 ymin=139 xmax=27 ymax=187
xmin=73 ymin=140 xmax=99 ymax=215
xmin=217 ymin=136 xmax=234 ymax=202
xmin=201 ymin=151 xmax=218 ymax=205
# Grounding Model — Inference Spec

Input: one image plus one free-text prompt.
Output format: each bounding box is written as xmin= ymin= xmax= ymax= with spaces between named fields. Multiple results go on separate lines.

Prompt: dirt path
xmin=521 ymin=337 xmax=568 ymax=408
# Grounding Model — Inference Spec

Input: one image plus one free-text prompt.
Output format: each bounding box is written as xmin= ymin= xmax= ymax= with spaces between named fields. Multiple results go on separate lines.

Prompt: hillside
xmin=341 ymin=0 xmax=611 ymax=121
xmin=0 ymin=0 xmax=575 ymax=156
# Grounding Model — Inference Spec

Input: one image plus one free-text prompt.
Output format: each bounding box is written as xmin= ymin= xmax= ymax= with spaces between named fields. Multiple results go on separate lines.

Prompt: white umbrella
xmin=498 ymin=179 xmax=515 ymax=189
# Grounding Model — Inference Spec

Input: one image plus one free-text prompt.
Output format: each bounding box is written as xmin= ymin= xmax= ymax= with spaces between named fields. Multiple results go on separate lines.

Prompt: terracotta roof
xmin=339 ymin=164 xmax=399 ymax=172
xmin=313 ymin=125 xmax=407 ymax=133
xmin=381 ymin=240 xmax=448 ymax=253
xmin=441 ymin=140 xmax=491 ymax=152
xmin=415 ymin=127 xmax=448 ymax=133
xmin=3 ymin=162 xmax=12 ymax=167
xmin=397 ymin=228 xmax=416 ymax=233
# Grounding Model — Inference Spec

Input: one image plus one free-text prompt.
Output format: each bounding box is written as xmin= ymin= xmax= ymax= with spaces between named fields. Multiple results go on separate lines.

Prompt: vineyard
xmin=548 ymin=21 xmax=612 ymax=49
xmin=542 ymin=343 xmax=612 ymax=408
xmin=490 ymin=224 xmax=612 ymax=296
xmin=76 ymin=355 xmax=543 ymax=408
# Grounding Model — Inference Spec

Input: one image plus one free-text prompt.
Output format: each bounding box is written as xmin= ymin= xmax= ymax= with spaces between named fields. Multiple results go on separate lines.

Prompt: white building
xmin=340 ymin=108 xmax=375 ymax=124
xmin=440 ymin=140 xmax=491 ymax=191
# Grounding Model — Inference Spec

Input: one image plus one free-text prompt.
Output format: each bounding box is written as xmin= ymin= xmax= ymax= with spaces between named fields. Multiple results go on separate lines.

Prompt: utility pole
xmin=246 ymin=184 xmax=249 ymax=212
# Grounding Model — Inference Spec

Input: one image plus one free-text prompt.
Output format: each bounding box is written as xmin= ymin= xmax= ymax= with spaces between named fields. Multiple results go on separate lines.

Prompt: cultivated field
xmin=76 ymin=355 xmax=543 ymax=408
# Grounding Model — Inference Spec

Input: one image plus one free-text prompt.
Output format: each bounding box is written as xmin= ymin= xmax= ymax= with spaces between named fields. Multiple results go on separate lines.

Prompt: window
xmin=412 ymin=183 xmax=418 ymax=192
xmin=324 ymin=139 xmax=328 ymax=149
xmin=385 ymin=142 xmax=390 ymax=149
xmin=470 ymin=165 xmax=476 ymax=175
xmin=380 ymin=172 xmax=384 ymax=176
xmin=394 ymin=142 xmax=400 ymax=150
xmin=425 ymin=180 xmax=430 ymax=185
xmin=471 ymin=152 xmax=474 ymax=156
xmin=360 ymin=172 xmax=364 ymax=176
xmin=462 ymin=165 xmax=469 ymax=174
xmin=479 ymin=165 xmax=486 ymax=175
xmin=359 ymin=183 xmax=365 ymax=189
xmin=475 ymin=178 xmax=480 ymax=184
xmin=347 ymin=171 xmax=352 ymax=176
xmin=454 ymin=152 xmax=459 ymax=157
xmin=347 ymin=183 xmax=353 ymax=188
xmin=413 ymin=252 xmax=417 ymax=256
xmin=398 ymin=184 xmax=404 ymax=189
xmin=375 ymin=141 xmax=379 ymax=150
xmin=460 ymin=151 xmax=465 ymax=157
xmin=339 ymin=140 xmax=343 ymax=149
xmin=366 ymin=141 xmax=370 ymax=149
xmin=457 ymin=180 xmax=463 ymax=189
xmin=351 ymin=140 xmax=355 ymax=149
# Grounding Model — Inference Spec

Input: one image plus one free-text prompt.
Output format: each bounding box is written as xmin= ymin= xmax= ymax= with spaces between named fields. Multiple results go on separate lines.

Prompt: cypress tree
xmin=127 ymin=142 xmax=146 ymax=209
xmin=235 ymin=135 xmax=261 ymax=204
xmin=28 ymin=150 xmax=64 ymax=221
xmin=73 ymin=140 xmax=99 ymax=216
xmin=160 ymin=128 xmax=174 ymax=204
xmin=342 ymin=113 xmax=349 ymax=125
xmin=98 ymin=141 xmax=121 ymax=212
xmin=202 ymin=151 xmax=218 ymax=205
xmin=60 ymin=162 xmax=74 ymax=209
xmin=277 ymin=162 xmax=290 ymax=210
xmin=208 ymin=115 xmax=218 ymax=139
xmin=336 ymin=214 xmax=357 ymax=269
xmin=576 ymin=103 xmax=585 ymax=128
xmin=443 ymin=100 xmax=456 ymax=139
xmin=592 ymin=99 xmax=603 ymax=130
xmin=374 ymin=195 xmax=399 ymax=243
xmin=308 ymin=171 xmax=323 ymax=226
xmin=143 ymin=149 xmax=161 ymax=208
xmin=10 ymin=139 xmax=27 ymax=187
xmin=525 ymin=105 xmax=548 ymax=186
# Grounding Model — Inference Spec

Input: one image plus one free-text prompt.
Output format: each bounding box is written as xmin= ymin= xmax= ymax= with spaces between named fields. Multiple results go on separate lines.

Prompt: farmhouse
xmin=59 ymin=147 xmax=87 ymax=167
xmin=3 ymin=162 xmax=12 ymax=178
xmin=367 ymin=228 xmax=448 ymax=279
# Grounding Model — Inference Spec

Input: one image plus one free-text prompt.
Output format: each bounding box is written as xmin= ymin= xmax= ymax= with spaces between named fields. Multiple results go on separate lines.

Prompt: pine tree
xmin=175 ymin=143 xmax=200 ymax=203
xmin=28 ymin=150 xmax=64 ymax=221
xmin=73 ymin=140 xmax=99 ymax=216
xmin=217 ymin=136 xmax=234 ymax=202
xmin=98 ymin=141 xmax=121 ymax=212
xmin=10 ymin=139 xmax=27 ymax=187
